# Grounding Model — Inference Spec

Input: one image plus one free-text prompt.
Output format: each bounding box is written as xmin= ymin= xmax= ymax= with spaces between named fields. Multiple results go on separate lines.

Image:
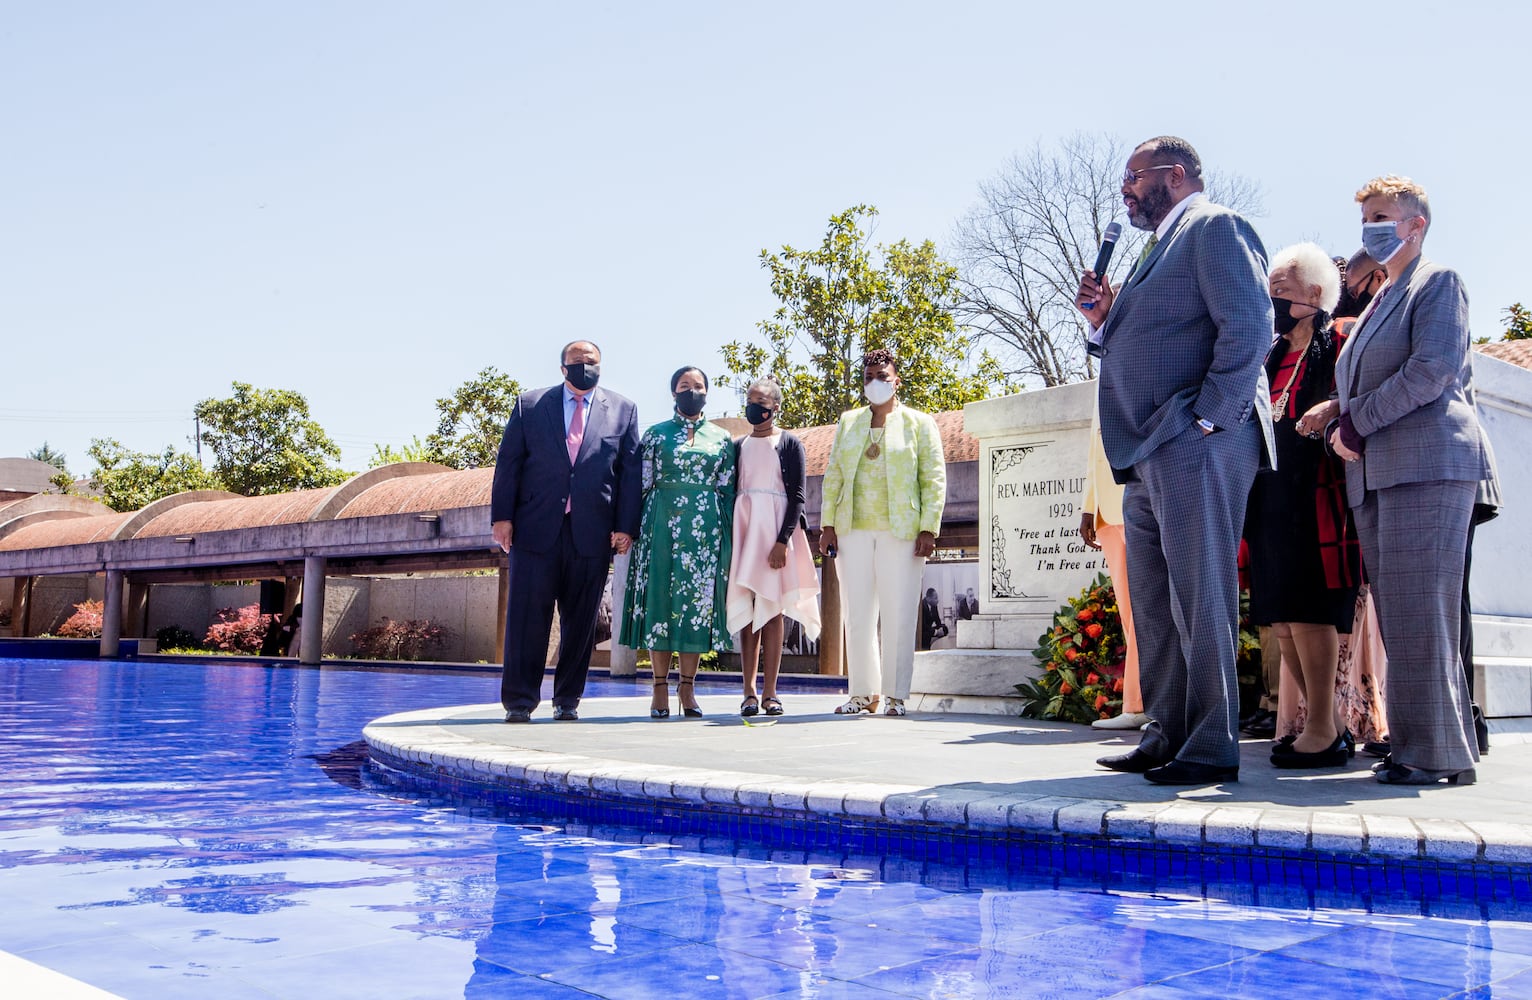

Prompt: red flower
xmin=1077 ymin=607 xmax=1093 ymax=622
xmin=1063 ymin=648 xmax=1078 ymax=661
xmin=1085 ymin=623 xmax=1104 ymax=638
xmin=1086 ymin=673 xmax=1100 ymax=685
xmin=1095 ymin=694 xmax=1109 ymax=710
xmin=1112 ymin=678 xmax=1124 ymax=693
xmin=1045 ymin=662 xmax=1058 ymax=672
xmin=1060 ymin=682 xmax=1073 ymax=695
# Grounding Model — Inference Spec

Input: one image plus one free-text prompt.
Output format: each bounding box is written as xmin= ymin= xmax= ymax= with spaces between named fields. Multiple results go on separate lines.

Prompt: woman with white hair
xmin=726 ymin=376 xmax=820 ymax=717
xmin=1245 ymin=242 xmax=1361 ymax=769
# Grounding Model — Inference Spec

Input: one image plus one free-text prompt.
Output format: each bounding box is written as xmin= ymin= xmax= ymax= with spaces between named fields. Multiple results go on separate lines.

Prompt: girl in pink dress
xmin=726 ymin=378 xmax=821 ymax=716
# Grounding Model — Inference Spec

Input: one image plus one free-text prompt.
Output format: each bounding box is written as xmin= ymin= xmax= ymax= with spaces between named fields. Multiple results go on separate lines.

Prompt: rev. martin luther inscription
xmin=983 ymin=439 xmax=1102 ymax=609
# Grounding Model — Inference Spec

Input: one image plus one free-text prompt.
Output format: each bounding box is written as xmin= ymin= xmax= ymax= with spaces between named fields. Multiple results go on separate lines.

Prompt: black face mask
xmin=745 ymin=402 xmax=774 ymax=425
xmin=563 ymin=362 xmax=600 ymax=391
xmin=675 ymin=390 xmax=707 ymax=417
xmin=1271 ymin=297 xmax=1304 ymax=336
xmin=1336 ymin=274 xmax=1379 ymax=318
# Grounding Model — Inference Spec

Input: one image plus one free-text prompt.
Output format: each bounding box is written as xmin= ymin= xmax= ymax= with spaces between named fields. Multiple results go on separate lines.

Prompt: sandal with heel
xmin=650 ymin=680 xmax=670 ymax=720
xmin=678 ymin=678 xmax=704 ymax=718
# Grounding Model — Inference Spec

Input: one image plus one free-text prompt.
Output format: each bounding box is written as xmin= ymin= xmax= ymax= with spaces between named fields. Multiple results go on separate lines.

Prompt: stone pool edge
xmin=361 ymin=706 xmax=1532 ymax=867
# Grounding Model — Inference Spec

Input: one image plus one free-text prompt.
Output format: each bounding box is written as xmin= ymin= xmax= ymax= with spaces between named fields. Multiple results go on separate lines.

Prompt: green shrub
xmin=156 ymin=625 xmax=199 ymax=650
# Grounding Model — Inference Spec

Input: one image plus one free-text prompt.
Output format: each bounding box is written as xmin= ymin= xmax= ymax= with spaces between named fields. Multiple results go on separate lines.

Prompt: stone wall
xmin=366 ymin=575 xmax=500 ymax=663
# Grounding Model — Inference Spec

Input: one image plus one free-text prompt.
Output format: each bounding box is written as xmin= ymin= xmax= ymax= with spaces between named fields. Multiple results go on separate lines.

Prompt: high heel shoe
xmin=1374 ymin=761 xmax=1476 ymax=785
xmin=1270 ymin=732 xmax=1349 ymax=769
xmin=678 ymin=678 xmax=703 ymax=718
xmin=650 ymin=680 xmax=670 ymax=720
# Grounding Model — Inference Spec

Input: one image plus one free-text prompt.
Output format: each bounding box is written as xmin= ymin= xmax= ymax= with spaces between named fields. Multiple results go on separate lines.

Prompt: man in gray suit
xmin=1076 ymin=136 xmax=1274 ymax=785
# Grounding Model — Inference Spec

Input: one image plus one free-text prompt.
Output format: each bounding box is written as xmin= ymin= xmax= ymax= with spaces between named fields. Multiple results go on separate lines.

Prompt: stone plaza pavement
xmin=363 ymin=690 xmax=1532 ymax=865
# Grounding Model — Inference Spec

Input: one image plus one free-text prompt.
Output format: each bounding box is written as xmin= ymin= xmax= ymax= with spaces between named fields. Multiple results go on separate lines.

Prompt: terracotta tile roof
xmin=795 ymin=409 xmax=977 ymax=477
xmin=336 ymin=469 xmax=494 ymax=518
xmin=0 ymin=413 xmax=983 ymax=556
xmin=134 ymin=488 xmax=340 ymax=538
xmin=1475 ymin=341 xmax=1532 ymax=370
xmin=0 ymin=512 xmax=135 ymax=550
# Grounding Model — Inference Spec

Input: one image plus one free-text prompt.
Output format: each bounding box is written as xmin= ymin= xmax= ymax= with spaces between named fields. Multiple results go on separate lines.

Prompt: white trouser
xmin=836 ymin=528 xmax=926 ymax=701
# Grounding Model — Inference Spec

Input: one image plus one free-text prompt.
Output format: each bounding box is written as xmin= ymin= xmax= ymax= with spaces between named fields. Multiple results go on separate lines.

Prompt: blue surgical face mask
xmin=1361 ymin=220 xmax=1409 ymax=265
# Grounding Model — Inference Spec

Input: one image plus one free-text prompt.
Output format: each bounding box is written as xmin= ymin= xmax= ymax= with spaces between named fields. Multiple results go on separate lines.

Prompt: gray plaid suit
xmin=1335 ymin=255 xmax=1496 ymax=773
xmin=1097 ymin=197 xmax=1274 ymax=769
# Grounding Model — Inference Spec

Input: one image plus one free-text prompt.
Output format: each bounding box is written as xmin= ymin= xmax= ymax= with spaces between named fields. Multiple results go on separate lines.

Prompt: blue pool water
xmin=5 ymin=658 xmax=1532 ymax=999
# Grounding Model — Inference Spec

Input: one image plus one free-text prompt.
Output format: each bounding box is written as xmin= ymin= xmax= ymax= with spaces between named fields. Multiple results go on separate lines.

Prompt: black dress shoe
xmin=1239 ymin=710 xmax=1277 ymax=738
xmin=552 ymin=706 xmax=579 ymax=721
xmin=1374 ymin=761 xmax=1476 ymax=785
xmin=503 ymin=710 xmax=532 ymax=724
xmin=1362 ymin=740 xmax=1391 ymax=758
xmin=1144 ymin=759 xmax=1239 ymax=785
xmin=1096 ymin=748 xmax=1168 ymax=773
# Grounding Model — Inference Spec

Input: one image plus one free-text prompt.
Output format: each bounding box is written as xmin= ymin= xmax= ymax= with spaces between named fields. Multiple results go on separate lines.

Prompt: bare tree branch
xmin=950 ymin=133 xmax=1265 ymax=389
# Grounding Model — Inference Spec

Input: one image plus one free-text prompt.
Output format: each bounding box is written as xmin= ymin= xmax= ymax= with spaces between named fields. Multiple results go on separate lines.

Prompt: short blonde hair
xmin=1270 ymin=242 xmax=1341 ymax=313
xmin=1355 ymin=174 xmax=1431 ymax=227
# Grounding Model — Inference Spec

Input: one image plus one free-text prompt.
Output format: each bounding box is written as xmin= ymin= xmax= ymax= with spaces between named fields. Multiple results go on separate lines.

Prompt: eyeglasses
xmin=1122 ymin=164 xmax=1177 ymax=185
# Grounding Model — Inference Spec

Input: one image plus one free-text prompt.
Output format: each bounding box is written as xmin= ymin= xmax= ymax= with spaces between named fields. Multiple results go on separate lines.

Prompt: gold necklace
xmin=865 ymin=427 xmax=885 ymax=459
xmin=1271 ymin=343 xmax=1307 ymax=422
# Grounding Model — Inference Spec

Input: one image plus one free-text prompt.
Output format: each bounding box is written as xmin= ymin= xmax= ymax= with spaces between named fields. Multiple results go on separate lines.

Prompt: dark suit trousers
xmin=500 ymin=515 xmax=608 ymax=713
xmin=1125 ymin=420 xmax=1260 ymax=768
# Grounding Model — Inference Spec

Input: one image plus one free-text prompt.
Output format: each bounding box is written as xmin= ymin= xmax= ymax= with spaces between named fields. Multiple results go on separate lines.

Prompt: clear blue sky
xmin=2 ymin=2 xmax=1521 ymax=473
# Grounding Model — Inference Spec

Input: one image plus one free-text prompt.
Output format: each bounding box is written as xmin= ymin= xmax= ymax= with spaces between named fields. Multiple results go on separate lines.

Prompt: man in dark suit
xmin=1075 ymin=136 xmax=1274 ymax=785
xmin=491 ymin=340 xmax=641 ymax=722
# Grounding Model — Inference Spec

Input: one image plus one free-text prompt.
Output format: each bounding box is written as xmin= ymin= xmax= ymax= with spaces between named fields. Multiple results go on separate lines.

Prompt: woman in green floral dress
xmin=620 ymin=366 xmax=735 ymax=719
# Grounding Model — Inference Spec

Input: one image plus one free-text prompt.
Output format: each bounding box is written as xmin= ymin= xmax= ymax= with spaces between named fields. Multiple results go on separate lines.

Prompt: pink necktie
xmin=565 ymin=395 xmax=585 ymax=513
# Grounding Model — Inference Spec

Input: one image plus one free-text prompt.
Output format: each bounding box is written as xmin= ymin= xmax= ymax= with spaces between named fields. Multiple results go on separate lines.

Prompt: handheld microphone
xmin=1081 ymin=222 xmax=1122 ymax=310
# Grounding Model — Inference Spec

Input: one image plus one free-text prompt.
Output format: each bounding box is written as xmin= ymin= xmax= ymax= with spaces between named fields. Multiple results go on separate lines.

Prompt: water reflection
xmin=3 ymin=658 xmax=1532 ymax=1000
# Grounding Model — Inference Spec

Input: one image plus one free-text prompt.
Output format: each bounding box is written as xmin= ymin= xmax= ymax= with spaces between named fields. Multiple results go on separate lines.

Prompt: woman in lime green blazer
xmin=818 ymin=349 xmax=946 ymax=716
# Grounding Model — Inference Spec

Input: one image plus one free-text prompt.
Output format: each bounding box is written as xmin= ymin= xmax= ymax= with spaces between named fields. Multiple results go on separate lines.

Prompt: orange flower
xmin=1085 ymin=623 xmax=1104 ymax=638
xmin=1095 ymin=694 xmax=1109 ymax=710
xmin=1045 ymin=662 xmax=1058 ymax=672
xmin=1112 ymin=678 xmax=1124 ymax=693
xmin=1086 ymin=672 xmax=1100 ymax=685
xmin=1060 ymin=682 xmax=1073 ymax=695
xmin=1077 ymin=607 xmax=1094 ymax=622
xmin=1063 ymin=648 xmax=1078 ymax=661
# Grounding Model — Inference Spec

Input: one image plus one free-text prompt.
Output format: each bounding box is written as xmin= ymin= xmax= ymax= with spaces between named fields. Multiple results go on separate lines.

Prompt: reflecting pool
xmin=3 ymin=658 xmax=1532 ymax=999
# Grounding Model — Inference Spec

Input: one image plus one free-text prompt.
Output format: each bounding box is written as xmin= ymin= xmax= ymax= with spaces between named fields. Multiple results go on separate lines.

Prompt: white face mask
xmin=863 ymin=379 xmax=896 ymax=406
